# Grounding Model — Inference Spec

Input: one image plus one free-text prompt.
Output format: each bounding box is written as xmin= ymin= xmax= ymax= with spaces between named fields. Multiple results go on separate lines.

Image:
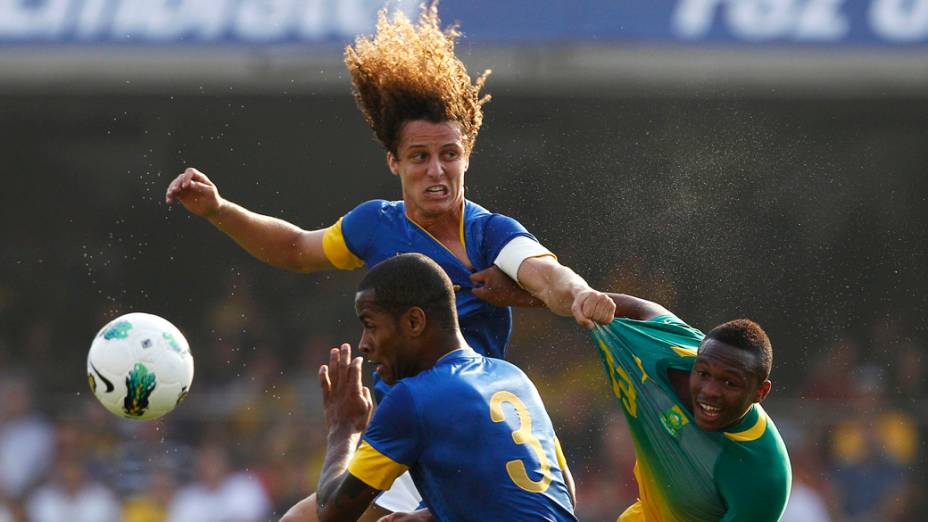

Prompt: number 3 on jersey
xmin=489 ymin=391 xmax=553 ymax=493
xmin=597 ymin=339 xmax=639 ymax=417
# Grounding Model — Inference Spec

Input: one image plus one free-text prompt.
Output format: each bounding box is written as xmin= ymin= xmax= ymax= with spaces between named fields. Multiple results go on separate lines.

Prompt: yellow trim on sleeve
xmin=724 ymin=408 xmax=768 ymax=442
xmin=670 ymin=345 xmax=697 ymax=358
xmin=554 ymin=436 xmax=568 ymax=475
xmin=322 ymin=217 xmax=364 ymax=270
xmin=347 ymin=441 xmax=409 ymax=491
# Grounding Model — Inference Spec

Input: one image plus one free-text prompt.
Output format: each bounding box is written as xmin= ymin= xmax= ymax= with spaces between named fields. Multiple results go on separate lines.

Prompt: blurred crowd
xmin=0 ymin=270 xmax=925 ymax=522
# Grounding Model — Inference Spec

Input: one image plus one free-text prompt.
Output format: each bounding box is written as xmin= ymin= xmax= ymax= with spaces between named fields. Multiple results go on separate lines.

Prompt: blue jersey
xmin=322 ymin=199 xmax=540 ymax=358
xmin=347 ymin=348 xmax=577 ymax=522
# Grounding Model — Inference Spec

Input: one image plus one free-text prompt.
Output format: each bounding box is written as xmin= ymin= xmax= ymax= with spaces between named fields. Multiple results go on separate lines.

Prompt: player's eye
xmin=442 ymin=150 xmax=459 ymax=160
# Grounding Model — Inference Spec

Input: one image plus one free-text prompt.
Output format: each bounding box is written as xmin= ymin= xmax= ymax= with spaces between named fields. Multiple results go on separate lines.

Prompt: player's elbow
xmin=287 ymin=230 xmax=336 ymax=273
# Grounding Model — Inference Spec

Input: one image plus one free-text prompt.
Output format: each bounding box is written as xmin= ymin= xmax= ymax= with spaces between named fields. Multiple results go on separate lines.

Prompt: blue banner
xmin=0 ymin=0 xmax=925 ymax=46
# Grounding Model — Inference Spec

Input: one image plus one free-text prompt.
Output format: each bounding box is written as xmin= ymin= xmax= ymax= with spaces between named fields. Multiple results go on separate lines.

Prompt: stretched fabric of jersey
xmin=592 ymin=316 xmax=791 ymax=522
xmin=349 ymin=347 xmax=577 ymax=522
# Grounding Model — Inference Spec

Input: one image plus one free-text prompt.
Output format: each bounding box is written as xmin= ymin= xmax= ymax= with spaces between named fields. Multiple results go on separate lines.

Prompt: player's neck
xmin=406 ymin=200 xmax=472 ymax=269
xmin=421 ymin=331 xmax=468 ymax=368
xmin=406 ymin=200 xmax=464 ymax=240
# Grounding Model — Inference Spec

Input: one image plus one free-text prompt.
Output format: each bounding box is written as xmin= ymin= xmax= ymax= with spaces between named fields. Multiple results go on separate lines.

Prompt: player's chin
xmin=376 ymin=365 xmax=395 ymax=385
xmin=418 ymin=196 xmax=455 ymax=215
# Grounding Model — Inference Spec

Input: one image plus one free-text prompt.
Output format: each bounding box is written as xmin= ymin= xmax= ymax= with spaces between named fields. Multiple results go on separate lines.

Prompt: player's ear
xmin=754 ymin=380 xmax=772 ymax=403
xmin=387 ymin=151 xmax=399 ymax=177
xmin=404 ymin=307 xmax=427 ymax=336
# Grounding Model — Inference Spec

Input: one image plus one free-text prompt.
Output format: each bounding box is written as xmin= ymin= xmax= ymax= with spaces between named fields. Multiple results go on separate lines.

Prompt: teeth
xmin=699 ymin=402 xmax=721 ymax=414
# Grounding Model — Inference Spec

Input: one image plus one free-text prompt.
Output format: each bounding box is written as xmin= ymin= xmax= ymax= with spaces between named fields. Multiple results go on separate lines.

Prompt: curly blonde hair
xmin=344 ymin=2 xmax=491 ymax=154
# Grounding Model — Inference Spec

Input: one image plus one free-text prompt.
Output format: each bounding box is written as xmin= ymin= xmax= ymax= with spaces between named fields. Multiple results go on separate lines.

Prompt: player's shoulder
xmin=718 ymin=405 xmax=790 ymax=469
xmin=347 ymin=199 xmax=402 ymax=217
xmin=342 ymin=199 xmax=405 ymax=234
xmin=463 ymin=198 xmax=492 ymax=217
xmin=406 ymin=348 xmax=523 ymax=390
xmin=464 ymin=199 xmax=522 ymax=227
xmin=715 ymin=406 xmax=791 ymax=518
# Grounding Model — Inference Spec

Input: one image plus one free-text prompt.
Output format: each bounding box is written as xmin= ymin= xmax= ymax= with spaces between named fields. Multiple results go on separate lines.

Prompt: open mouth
xmin=367 ymin=360 xmax=385 ymax=375
xmin=425 ymin=185 xmax=448 ymax=197
xmin=697 ymin=401 xmax=722 ymax=420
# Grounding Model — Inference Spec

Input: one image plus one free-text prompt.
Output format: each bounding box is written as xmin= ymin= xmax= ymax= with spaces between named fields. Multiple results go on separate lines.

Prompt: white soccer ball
xmin=87 ymin=312 xmax=194 ymax=420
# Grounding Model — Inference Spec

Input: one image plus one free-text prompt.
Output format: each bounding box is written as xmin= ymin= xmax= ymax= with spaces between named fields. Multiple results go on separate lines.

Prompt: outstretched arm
xmin=512 ymin=256 xmax=616 ymax=329
xmin=471 ymin=255 xmax=615 ymax=328
xmin=165 ymin=167 xmax=334 ymax=272
xmin=605 ymin=293 xmax=671 ymax=321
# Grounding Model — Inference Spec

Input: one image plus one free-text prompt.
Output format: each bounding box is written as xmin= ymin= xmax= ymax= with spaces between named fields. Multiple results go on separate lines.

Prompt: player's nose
xmin=357 ymin=333 xmax=372 ymax=355
xmin=425 ymin=155 xmax=443 ymax=177
xmin=699 ymin=379 xmax=722 ymax=398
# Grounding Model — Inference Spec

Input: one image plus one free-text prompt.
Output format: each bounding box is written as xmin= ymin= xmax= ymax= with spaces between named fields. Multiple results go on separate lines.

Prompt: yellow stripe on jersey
xmin=670 ymin=345 xmax=697 ymax=358
xmin=618 ymin=500 xmax=646 ymax=522
xmin=724 ymin=407 xmax=768 ymax=442
xmin=554 ymin=436 xmax=568 ymax=477
xmin=347 ymin=441 xmax=409 ymax=491
xmin=322 ymin=217 xmax=364 ymax=270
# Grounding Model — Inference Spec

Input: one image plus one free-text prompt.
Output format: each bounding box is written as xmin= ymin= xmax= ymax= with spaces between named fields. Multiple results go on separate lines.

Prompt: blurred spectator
xmin=828 ymin=364 xmax=917 ymax=520
xmin=890 ymin=342 xmax=925 ymax=406
xmin=166 ymin=443 xmax=271 ymax=522
xmin=25 ymin=455 xmax=120 ymax=522
xmin=0 ymin=373 xmax=55 ymax=499
xmin=108 ymin=419 xmax=193 ymax=497
xmin=252 ymin=418 xmax=322 ymax=516
xmin=781 ymin=478 xmax=832 ymax=522
xmin=803 ymin=336 xmax=862 ymax=401
xmin=121 ymin=466 xmax=176 ymax=522
xmin=574 ymin=412 xmax=638 ymax=521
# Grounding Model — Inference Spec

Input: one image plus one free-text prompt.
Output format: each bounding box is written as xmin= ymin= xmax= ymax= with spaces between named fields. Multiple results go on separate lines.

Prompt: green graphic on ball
xmin=123 ymin=363 xmax=157 ymax=417
xmin=102 ymin=320 xmax=133 ymax=340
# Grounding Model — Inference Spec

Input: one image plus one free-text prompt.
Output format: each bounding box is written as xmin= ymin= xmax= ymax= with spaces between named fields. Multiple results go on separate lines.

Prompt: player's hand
xmin=164 ymin=167 xmax=223 ymax=218
xmin=470 ymin=266 xmax=542 ymax=308
xmin=570 ymin=288 xmax=616 ymax=329
xmin=376 ymin=509 xmax=436 ymax=522
xmin=319 ymin=344 xmax=373 ymax=435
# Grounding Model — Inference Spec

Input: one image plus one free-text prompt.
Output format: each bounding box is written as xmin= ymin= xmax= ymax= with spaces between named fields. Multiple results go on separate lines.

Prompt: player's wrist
xmin=326 ymin=421 xmax=364 ymax=442
xmin=203 ymin=197 xmax=229 ymax=222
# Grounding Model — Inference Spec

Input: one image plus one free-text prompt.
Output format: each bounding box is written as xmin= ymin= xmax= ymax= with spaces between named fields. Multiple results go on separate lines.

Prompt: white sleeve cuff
xmin=493 ymin=236 xmax=554 ymax=283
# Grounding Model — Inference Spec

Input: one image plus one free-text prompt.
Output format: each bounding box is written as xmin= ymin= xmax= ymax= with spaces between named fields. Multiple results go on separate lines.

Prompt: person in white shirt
xmin=167 ymin=443 xmax=271 ymax=522
xmin=26 ymin=456 xmax=120 ymax=522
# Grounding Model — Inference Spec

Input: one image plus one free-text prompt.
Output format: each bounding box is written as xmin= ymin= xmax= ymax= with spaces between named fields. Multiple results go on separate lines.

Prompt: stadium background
xmin=1 ymin=1 xmax=926 ymax=520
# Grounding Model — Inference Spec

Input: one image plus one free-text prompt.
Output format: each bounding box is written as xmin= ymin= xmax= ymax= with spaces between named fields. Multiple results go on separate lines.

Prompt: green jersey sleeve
xmin=716 ymin=409 xmax=792 ymax=522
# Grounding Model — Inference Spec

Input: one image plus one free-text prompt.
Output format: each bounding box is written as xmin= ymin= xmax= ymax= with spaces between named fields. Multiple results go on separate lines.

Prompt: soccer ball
xmin=87 ymin=313 xmax=194 ymax=420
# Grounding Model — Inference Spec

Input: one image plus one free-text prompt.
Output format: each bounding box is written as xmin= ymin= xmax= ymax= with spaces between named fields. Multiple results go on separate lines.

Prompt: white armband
xmin=493 ymin=236 xmax=555 ymax=283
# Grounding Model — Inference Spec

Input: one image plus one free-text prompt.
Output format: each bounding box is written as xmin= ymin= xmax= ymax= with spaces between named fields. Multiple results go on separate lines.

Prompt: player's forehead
xmin=695 ymin=339 xmax=756 ymax=377
xmin=354 ymin=289 xmax=379 ymax=313
xmin=397 ymin=119 xmax=464 ymax=150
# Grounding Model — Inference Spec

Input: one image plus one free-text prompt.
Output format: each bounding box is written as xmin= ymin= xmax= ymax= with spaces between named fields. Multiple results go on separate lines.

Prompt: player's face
xmin=689 ymin=339 xmax=771 ymax=431
xmin=355 ymin=289 xmax=415 ymax=386
xmin=387 ymin=119 xmax=469 ymax=222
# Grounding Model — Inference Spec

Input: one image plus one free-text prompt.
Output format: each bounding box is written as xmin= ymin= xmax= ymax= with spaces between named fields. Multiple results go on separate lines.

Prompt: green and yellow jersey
xmin=593 ymin=316 xmax=791 ymax=522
